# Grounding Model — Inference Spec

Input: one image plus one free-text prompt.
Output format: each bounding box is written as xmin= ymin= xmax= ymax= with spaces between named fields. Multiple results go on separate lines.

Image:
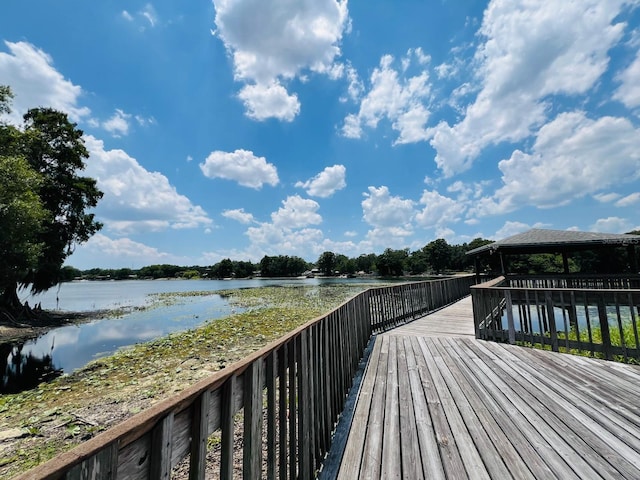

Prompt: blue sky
xmin=1 ymin=0 xmax=639 ymax=269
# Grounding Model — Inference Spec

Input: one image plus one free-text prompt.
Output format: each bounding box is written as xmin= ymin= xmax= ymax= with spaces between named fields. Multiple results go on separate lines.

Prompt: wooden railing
xmin=471 ymin=275 xmax=640 ymax=362
xmin=16 ymin=275 xmax=476 ymax=480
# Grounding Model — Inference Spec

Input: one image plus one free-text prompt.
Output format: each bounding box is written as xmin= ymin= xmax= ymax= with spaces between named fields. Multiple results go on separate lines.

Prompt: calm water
xmin=2 ymin=277 xmax=383 ymax=393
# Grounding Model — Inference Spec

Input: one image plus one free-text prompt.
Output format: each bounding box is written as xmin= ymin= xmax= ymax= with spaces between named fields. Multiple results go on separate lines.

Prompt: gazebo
xmin=466 ymin=228 xmax=640 ymax=275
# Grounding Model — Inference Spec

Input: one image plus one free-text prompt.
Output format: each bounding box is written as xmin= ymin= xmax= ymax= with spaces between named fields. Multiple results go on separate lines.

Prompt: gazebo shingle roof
xmin=466 ymin=228 xmax=640 ymax=256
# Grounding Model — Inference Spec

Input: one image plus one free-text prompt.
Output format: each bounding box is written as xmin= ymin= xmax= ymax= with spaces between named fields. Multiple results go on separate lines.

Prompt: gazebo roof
xmin=466 ymin=228 xmax=640 ymax=256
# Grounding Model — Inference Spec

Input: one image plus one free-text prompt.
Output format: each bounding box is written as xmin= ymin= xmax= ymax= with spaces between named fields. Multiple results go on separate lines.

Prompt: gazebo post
xmin=562 ymin=252 xmax=570 ymax=274
xmin=628 ymin=244 xmax=638 ymax=273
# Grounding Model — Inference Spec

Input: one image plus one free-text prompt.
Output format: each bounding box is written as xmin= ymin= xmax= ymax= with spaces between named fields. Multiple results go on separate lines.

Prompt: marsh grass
xmin=519 ymin=319 xmax=640 ymax=365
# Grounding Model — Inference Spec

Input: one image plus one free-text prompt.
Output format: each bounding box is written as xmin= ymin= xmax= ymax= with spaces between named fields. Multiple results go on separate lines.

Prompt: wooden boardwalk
xmin=382 ymin=295 xmax=475 ymax=338
xmin=336 ymin=298 xmax=640 ymax=479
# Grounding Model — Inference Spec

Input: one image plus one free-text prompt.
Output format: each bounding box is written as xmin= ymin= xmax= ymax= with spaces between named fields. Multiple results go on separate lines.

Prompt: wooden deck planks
xmin=382 ymin=296 xmax=476 ymax=338
xmin=337 ymin=303 xmax=640 ymax=479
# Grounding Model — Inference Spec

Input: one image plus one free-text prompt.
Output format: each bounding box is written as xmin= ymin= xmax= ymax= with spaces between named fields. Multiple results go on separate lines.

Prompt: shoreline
xmin=0 ymin=310 xmax=110 ymax=345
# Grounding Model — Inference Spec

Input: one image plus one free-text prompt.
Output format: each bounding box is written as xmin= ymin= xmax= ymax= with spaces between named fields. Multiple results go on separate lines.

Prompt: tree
xmin=407 ymin=249 xmax=429 ymax=274
xmin=376 ymin=248 xmax=408 ymax=276
xmin=423 ymin=239 xmax=452 ymax=274
xmin=355 ymin=253 xmax=376 ymax=274
xmin=232 ymin=261 xmax=255 ymax=278
xmin=211 ymin=259 xmax=234 ymax=279
xmin=259 ymin=255 xmax=307 ymax=277
xmin=0 ymin=89 xmax=103 ymax=312
xmin=0 ymin=155 xmax=46 ymax=307
xmin=335 ymin=254 xmax=356 ymax=275
xmin=317 ymin=251 xmax=336 ymax=276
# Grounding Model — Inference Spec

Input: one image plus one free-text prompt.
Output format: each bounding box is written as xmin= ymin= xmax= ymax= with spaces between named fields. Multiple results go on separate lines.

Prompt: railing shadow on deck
xmin=471 ymin=274 xmax=640 ymax=363
xmin=16 ymin=275 xmax=478 ymax=480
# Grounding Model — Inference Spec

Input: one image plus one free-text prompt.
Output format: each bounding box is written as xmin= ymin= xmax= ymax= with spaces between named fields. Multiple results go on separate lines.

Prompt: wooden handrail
xmin=16 ymin=275 xmax=477 ymax=480
xmin=471 ymin=275 xmax=640 ymax=362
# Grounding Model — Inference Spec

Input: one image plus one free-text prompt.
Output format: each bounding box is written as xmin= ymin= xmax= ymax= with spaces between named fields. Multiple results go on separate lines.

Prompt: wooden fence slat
xmin=266 ymin=352 xmax=277 ymax=480
xmin=189 ymin=389 xmax=210 ymax=480
xmin=243 ymin=360 xmax=264 ymax=479
xmin=288 ymin=336 xmax=298 ymax=480
xmin=65 ymin=442 xmax=119 ymax=480
xmin=149 ymin=413 xmax=174 ymax=480
xmin=278 ymin=344 xmax=288 ymax=480
xmin=220 ymin=376 xmax=236 ymax=480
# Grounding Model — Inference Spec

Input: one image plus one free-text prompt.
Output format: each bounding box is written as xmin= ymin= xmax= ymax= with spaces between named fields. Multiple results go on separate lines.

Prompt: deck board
xmin=336 ymin=298 xmax=640 ymax=479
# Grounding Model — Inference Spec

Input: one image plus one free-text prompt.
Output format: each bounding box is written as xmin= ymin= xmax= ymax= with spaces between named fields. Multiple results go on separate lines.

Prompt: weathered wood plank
xmin=416 ymin=338 xmax=490 ymax=480
xmin=456 ymin=340 xmax=593 ymax=479
xmin=428 ymin=338 xmax=515 ymax=479
xmin=336 ymin=336 xmax=383 ymax=480
xmin=488 ymin=342 xmax=640 ymax=476
xmin=436 ymin=338 xmax=536 ymax=480
xmin=149 ymin=413 xmax=174 ymax=480
xmin=410 ymin=337 xmax=467 ymax=479
xmin=220 ymin=375 xmax=236 ymax=480
xmin=188 ymin=389 xmax=210 ymax=480
xmin=243 ymin=359 xmax=264 ymax=479
xmin=65 ymin=442 xmax=119 ymax=480
xmin=382 ymin=296 xmax=474 ymax=338
xmin=381 ymin=336 xmax=401 ymax=480
xmin=396 ymin=336 xmax=422 ymax=480
xmin=266 ymin=352 xmax=277 ymax=480
xmin=359 ymin=335 xmax=390 ymax=480
xmin=403 ymin=336 xmax=445 ymax=480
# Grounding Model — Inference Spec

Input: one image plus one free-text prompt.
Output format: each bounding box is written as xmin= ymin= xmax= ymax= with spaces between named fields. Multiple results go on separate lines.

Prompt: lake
xmin=2 ymin=277 xmax=385 ymax=393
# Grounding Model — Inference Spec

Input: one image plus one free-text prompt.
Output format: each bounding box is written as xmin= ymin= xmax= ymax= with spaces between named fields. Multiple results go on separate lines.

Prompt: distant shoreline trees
xmin=63 ymin=232 xmax=640 ymax=283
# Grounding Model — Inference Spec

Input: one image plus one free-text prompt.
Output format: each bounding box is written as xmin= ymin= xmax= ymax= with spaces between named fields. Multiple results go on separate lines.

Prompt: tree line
xmin=64 ymin=238 xmax=494 ymax=281
xmin=64 ymin=231 xmax=640 ymax=282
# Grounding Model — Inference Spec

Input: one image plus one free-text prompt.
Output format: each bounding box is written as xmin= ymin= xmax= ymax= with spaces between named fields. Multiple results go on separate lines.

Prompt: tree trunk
xmin=1 ymin=281 xmax=22 ymax=311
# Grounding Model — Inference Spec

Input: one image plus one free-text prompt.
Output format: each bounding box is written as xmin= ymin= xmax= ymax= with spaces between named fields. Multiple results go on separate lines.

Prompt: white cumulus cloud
xmin=84 ymin=135 xmax=212 ymax=234
xmin=590 ymin=217 xmax=633 ymax=233
xmin=415 ymin=189 xmax=466 ymax=229
xmin=429 ymin=0 xmax=628 ymax=176
xmin=614 ymin=49 xmax=640 ymax=108
xmin=271 ymin=195 xmax=322 ymax=228
xmin=222 ymin=208 xmax=255 ymax=224
xmin=103 ymin=109 xmax=131 ymax=137
xmin=615 ymin=192 xmax=640 ymax=207
xmin=200 ymin=149 xmax=279 ymax=189
xmin=295 ymin=164 xmax=346 ymax=198
xmin=237 ymin=82 xmax=300 ymax=122
xmin=342 ymin=53 xmax=431 ymax=144
xmin=361 ymin=186 xmax=415 ymax=248
xmin=473 ymin=112 xmax=640 ymax=216
xmin=212 ymin=0 xmax=349 ymax=121
xmin=0 ymin=41 xmax=90 ymax=124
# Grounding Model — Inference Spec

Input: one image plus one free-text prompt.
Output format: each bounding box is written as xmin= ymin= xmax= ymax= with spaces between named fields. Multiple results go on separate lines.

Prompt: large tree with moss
xmin=0 ymin=87 xmax=103 ymax=314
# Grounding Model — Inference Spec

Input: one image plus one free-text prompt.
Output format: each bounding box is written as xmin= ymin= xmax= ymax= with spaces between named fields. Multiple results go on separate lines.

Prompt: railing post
xmin=189 ymin=389 xmax=211 ymax=480
xmin=544 ymin=291 xmax=559 ymax=352
xmin=220 ymin=375 xmax=236 ymax=480
xmin=243 ymin=360 xmax=264 ymax=480
xmin=505 ymin=290 xmax=515 ymax=345
xmin=150 ymin=413 xmax=174 ymax=480
xmin=597 ymin=297 xmax=613 ymax=361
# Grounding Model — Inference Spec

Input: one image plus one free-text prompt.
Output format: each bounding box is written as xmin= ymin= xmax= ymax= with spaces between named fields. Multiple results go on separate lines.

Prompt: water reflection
xmin=1 ymin=343 xmax=62 ymax=393
xmin=1 ymin=292 xmax=239 ymax=392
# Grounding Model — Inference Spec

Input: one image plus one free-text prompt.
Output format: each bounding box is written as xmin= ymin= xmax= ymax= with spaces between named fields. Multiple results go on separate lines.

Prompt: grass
xmin=518 ymin=319 xmax=640 ymax=364
xmin=0 ymin=283 xmax=372 ymax=478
